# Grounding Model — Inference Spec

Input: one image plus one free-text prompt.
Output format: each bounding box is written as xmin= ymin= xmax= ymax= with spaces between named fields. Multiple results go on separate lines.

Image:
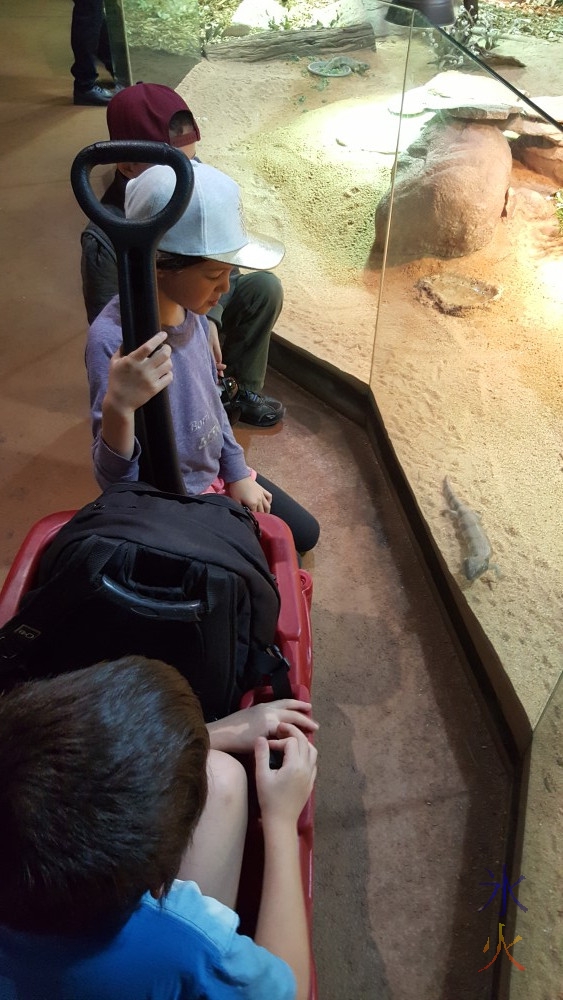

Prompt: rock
xmin=524 ymin=95 xmax=563 ymax=123
xmin=374 ymin=120 xmax=513 ymax=260
xmin=444 ymin=104 xmax=521 ymax=121
xmin=222 ymin=24 xmax=252 ymax=37
xmin=415 ymin=273 xmax=502 ymax=314
xmin=308 ymin=0 xmax=367 ymax=27
xmin=506 ymin=117 xmax=563 ymax=140
xmin=514 ymin=141 xmax=563 ymax=186
xmin=480 ymin=54 xmax=526 ymax=68
xmin=389 ymin=71 xmax=529 ymax=119
xmin=507 ymin=98 xmax=563 ymax=183
xmin=231 ymin=0 xmax=288 ymax=30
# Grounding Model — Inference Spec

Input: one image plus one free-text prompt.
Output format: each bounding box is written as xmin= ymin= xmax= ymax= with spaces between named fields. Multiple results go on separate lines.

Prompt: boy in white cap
xmin=86 ymin=162 xmax=319 ymax=553
xmin=81 ymin=82 xmax=285 ymax=427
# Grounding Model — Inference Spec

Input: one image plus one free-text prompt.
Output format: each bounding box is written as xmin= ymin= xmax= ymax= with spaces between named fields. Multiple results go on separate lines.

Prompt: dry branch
xmin=204 ymin=22 xmax=376 ymax=62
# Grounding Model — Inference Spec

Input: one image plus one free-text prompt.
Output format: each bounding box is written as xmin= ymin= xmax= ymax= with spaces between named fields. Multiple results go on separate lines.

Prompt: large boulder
xmin=374 ymin=119 xmax=513 ymax=260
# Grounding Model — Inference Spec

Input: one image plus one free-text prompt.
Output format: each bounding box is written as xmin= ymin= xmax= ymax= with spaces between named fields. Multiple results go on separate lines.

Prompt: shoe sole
xmin=238 ymin=411 xmax=285 ymax=427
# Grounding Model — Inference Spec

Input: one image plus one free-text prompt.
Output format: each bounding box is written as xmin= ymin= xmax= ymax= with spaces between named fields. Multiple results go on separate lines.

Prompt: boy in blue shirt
xmin=0 ymin=655 xmax=318 ymax=999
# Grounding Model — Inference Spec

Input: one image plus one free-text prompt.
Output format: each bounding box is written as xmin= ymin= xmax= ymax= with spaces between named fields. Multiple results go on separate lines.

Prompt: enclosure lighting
xmin=384 ymin=0 xmax=455 ymax=27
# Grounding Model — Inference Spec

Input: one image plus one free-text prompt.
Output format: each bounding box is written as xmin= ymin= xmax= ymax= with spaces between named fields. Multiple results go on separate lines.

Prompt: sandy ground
xmin=180 ymin=29 xmax=563 ymax=732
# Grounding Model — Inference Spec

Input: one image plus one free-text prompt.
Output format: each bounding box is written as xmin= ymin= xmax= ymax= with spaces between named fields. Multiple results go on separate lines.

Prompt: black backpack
xmin=0 ymin=482 xmax=291 ymax=720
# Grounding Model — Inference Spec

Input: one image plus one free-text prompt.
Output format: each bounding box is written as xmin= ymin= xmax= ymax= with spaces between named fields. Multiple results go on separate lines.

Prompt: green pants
xmin=218 ymin=271 xmax=283 ymax=393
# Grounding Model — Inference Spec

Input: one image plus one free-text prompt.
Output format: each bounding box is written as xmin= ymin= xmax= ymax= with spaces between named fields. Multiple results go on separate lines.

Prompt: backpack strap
xmin=0 ymin=536 xmax=119 ymax=685
xmin=81 ymin=216 xmax=119 ymax=262
xmin=248 ymin=644 xmax=293 ymax=700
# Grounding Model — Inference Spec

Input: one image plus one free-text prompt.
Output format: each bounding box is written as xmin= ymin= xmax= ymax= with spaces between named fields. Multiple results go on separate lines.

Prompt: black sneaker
xmin=235 ymin=389 xmax=285 ymax=427
xmin=218 ymin=376 xmax=241 ymax=426
xmin=73 ymin=85 xmax=113 ymax=106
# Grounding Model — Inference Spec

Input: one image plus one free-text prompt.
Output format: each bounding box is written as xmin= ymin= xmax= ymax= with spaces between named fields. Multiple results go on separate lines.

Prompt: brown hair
xmin=0 ymin=656 xmax=209 ymax=935
xmin=155 ymin=249 xmax=206 ymax=270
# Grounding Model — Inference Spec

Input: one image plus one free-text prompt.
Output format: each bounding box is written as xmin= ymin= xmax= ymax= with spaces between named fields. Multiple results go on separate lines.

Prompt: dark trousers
xmin=256 ymin=475 xmax=319 ymax=554
xmin=220 ymin=272 xmax=283 ymax=393
xmin=71 ymin=0 xmax=112 ymax=92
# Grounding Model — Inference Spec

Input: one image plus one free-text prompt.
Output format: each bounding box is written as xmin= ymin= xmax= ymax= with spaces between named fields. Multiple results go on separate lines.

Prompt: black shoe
xmin=73 ymin=85 xmax=113 ymax=106
xmin=235 ymin=389 xmax=285 ymax=427
xmin=219 ymin=376 xmax=242 ymax=426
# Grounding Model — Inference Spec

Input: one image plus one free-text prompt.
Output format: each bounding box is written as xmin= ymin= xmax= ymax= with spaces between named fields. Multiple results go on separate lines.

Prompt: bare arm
xmin=206 ymin=701 xmax=318 ymax=754
xmin=254 ymin=724 xmax=317 ymax=1000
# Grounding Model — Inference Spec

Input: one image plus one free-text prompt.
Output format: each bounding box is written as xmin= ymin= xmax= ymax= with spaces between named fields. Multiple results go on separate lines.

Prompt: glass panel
xmin=168 ymin=4 xmax=398 ymax=384
xmin=508 ymin=670 xmax=563 ymax=994
xmin=120 ymin=0 xmax=201 ymax=86
xmin=97 ymin=3 xmax=563 ymax=995
xmin=370 ymin=8 xmax=563 ymax=729
xmin=114 ymin=0 xmax=563 ymax=731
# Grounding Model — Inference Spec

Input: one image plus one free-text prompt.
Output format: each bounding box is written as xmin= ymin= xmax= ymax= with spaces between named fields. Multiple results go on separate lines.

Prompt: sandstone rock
xmin=506 ymin=117 xmax=563 ymax=140
xmin=231 ymin=0 xmax=288 ymax=30
xmin=374 ymin=120 xmax=513 ymax=260
xmin=444 ymin=104 xmax=521 ymax=120
xmin=515 ymin=143 xmax=563 ymax=186
xmin=389 ymin=71 xmax=529 ymax=119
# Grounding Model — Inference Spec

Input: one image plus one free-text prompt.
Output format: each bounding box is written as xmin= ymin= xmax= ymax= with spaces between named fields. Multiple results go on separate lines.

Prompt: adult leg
xmin=220 ymin=272 xmax=285 ymax=427
xmin=177 ymin=749 xmax=248 ymax=909
xmin=256 ymin=474 xmax=320 ymax=554
xmin=97 ymin=15 xmax=114 ymax=76
xmin=71 ymin=0 xmax=113 ymax=103
xmin=221 ymin=271 xmax=283 ymax=392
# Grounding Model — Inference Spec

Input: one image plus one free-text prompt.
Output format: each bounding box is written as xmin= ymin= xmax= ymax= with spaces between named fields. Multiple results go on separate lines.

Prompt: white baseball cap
xmin=125 ymin=161 xmax=285 ymax=270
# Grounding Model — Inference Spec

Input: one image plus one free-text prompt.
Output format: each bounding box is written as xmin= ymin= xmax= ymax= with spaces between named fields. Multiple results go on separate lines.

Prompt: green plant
xmin=552 ymin=190 xmax=563 ymax=232
xmin=429 ymin=7 xmax=501 ymax=69
xmin=268 ymin=14 xmax=294 ymax=30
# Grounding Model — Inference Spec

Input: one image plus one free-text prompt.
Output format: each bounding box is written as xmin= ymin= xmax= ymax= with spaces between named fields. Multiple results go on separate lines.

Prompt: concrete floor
xmin=0 ymin=3 xmax=513 ymax=998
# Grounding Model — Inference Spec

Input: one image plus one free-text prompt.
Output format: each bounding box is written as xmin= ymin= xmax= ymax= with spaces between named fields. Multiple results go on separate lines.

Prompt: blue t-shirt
xmin=0 ymin=880 xmax=295 ymax=1000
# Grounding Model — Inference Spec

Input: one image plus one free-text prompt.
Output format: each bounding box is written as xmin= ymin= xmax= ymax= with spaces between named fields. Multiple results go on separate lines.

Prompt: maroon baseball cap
xmin=106 ymin=82 xmax=200 ymax=148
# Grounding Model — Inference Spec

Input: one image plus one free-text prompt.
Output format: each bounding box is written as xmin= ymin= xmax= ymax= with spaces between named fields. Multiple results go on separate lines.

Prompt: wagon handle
xmin=71 ymin=142 xmax=194 ymax=495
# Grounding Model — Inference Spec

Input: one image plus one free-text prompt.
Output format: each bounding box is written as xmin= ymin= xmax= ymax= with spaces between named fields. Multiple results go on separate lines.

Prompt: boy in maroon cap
xmin=81 ymin=82 xmax=285 ymax=428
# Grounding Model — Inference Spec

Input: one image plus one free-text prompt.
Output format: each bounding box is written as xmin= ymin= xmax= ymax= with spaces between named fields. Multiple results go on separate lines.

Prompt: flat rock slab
xmin=415 ymin=273 xmax=503 ymax=314
xmin=388 ymin=70 xmax=530 ymax=118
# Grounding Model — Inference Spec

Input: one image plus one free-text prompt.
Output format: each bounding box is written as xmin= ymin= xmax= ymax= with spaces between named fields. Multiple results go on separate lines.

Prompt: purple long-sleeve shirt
xmin=85 ymin=297 xmax=250 ymax=494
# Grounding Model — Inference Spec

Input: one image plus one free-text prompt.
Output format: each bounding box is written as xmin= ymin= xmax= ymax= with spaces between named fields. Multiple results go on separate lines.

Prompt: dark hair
xmin=168 ymin=109 xmax=197 ymax=137
xmin=0 ymin=656 xmax=209 ymax=936
xmin=155 ymin=250 xmax=205 ymax=271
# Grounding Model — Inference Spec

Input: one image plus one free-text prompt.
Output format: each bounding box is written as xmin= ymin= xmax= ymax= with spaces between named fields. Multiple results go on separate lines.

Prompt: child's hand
xmin=207 ymin=700 xmax=318 ymax=754
xmin=106 ymin=332 xmax=173 ymax=415
xmin=255 ymin=723 xmax=317 ymax=828
xmin=228 ymin=477 xmax=272 ymax=513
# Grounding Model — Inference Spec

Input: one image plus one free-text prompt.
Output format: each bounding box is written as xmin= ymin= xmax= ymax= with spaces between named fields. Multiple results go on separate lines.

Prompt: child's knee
xmin=207 ymin=750 xmax=247 ymax=811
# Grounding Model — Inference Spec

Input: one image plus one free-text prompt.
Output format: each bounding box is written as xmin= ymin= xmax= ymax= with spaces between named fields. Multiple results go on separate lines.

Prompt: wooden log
xmin=203 ymin=22 xmax=376 ymax=62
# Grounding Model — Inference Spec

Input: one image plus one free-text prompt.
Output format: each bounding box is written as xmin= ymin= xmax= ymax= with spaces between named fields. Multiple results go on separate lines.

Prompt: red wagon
xmin=0 ymin=506 xmax=317 ymax=998
xmin=0 ymin=139 xmax=317 ymax=998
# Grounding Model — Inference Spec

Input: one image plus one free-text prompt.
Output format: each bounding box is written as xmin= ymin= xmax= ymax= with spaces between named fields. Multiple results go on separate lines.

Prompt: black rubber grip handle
xmin=70 ymin=140 xmax=194 ymax=252
xmin=101 ymin=575 xmax=205 ymax=621
xmin=70 ymin=142 xmax=195 ymax=495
